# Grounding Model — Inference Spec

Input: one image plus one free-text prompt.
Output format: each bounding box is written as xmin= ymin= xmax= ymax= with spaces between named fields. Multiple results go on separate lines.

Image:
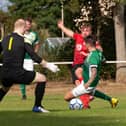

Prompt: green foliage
xmin=100 ymin=19 xmax=116 ymax=60
xmin=99 ymin=18 xmax=116 ymax=80
xmin=9 ymin=0 xmax=73 ymax=36
xmin=0 ymin=11 xmax=13 ymax=36
xmin=100 ymin=64 xmax=116 ymax=80
xmin=0 ymin=0 xmax=124 ymax=80
xmin=9 ymin=0 xmax=88 ymax=36
xmin=0 ymin=11 xmax=8 ymax=23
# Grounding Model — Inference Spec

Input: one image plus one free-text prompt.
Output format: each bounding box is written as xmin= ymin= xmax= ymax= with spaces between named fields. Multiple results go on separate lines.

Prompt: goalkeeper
xmin=0 ymin=19 xmax=59 ymax=113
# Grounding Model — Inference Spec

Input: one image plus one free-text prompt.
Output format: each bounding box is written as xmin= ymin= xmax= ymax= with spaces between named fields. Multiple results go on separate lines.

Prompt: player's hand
xmin=45 ymin=62 xmax=60 ymax=73
xmin=84 ymin=83 xmax=90 ymax=89
xmin=57 ymin=20 xmax=63 ymax=28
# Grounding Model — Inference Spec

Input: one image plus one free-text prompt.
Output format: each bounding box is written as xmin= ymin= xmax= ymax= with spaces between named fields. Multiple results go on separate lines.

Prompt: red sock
xmin=78 ymin=77 xmax=83 ymax=83
xmin=80 ymin=94 xmax=90 ymax=108
xmin=77 ymin=78 xmax=91 ymax=108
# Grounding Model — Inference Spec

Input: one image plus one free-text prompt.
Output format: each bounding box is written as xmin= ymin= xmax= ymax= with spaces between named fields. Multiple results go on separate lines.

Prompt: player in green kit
xmin=20 ymin=18 xmax=40 ymax=100
xmin=64 ymin=35 xmax=118 ymax=108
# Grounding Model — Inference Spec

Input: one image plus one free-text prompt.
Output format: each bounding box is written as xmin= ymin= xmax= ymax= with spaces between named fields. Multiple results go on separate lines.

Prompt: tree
xmin=8 ymin=0 xmax=126 ymax=82
xmin=8 ymin=0 xmax=81 ymax=61
xmin=74 ymin=0 xmax=126 ymax=82
xmin=97 ymin=0 xmax=126 ymax=82
xmin=9 ymin=0 xmax=89 ymax=37
xmin=9 ymin=0 xmax=61 ymax=37
xmin=0 ymin=11 xmax=7 ymax=40
xmin=0 ymin=11 xmax=13 ymax=39
xmin=9 ymin=0 xmax=77 ymax=37
xmin=114 ymin=3 xmax=126 ymax=82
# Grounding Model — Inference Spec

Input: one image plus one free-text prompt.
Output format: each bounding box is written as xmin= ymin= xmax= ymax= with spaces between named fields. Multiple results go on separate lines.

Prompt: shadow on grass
xmin=0 ymin=110 xmax=122 ymax=126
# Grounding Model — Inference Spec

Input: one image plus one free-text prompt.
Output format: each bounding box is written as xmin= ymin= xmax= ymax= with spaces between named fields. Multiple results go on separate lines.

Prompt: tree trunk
xmin=0 ymin=23 xmax=4 ymax=41
xmin=114 ymin=4 xmax=126 ymax=82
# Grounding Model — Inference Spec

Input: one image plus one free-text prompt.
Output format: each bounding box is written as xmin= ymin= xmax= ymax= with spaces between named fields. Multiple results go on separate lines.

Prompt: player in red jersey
xmin=57 ymin=20 xmax=102 ymax=109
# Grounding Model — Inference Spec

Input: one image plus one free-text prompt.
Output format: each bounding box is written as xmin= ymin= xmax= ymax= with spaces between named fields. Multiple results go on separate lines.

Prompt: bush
xmin=100 ymin=63 xmax=116 ymax=80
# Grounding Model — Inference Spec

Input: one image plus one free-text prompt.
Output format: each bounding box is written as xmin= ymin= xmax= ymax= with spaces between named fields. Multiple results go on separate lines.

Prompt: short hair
xmin=84 ymin=35 xmax=96 ymax=46
xmin=25 ymin=17 xmax=32 ymax=23
xmin=14 ymin=19 xmax=25 ymax=29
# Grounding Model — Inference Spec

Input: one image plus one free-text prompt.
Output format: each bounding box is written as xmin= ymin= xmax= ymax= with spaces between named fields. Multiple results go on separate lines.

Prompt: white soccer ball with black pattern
xmin=69 ymin=98 xmax=83 ymax=110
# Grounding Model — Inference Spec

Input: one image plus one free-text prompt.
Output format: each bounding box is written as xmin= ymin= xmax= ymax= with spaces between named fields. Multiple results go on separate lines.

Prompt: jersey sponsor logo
xmin=76 ymin=44 xmax=82 ymax=51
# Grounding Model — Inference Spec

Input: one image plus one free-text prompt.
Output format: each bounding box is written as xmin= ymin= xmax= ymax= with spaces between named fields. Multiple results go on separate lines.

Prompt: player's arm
xmin=80 ymin=51 xmax=88 ymax=56
xmin=57 ymin=20 xmax=74 ymax=38
xmin=84 ymin=67 xmax=97 ymax=89
xmin=34 ymin=43 xmax=40 ymax=53
xmin=24 ymin=42 xmax=59 ymax=73
xmin=24 ymin=42 xmax=42 ymax=63
xmin=33 ymin=32 xmax=40 ymax=53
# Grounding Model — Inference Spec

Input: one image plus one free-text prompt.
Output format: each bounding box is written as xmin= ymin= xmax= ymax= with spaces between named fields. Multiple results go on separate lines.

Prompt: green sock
xmin=94 ymin=90 xmax=111 ymax=101
xmin=20 ymin=84 xmax=26 ymax=96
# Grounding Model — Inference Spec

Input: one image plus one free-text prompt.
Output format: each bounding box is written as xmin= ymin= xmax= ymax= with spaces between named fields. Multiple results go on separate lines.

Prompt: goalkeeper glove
xmin=45 ymin=62 xmax=60 ymax=73
xmin=41 ymin=60 xmax=60 ymax=73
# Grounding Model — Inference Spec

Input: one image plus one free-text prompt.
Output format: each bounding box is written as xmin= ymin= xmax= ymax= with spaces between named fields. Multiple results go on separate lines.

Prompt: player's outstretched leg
xmin=94 ymin=90 xmax=118 ymax=108
xmin=80 ymin=94 xmax=91 ymax=109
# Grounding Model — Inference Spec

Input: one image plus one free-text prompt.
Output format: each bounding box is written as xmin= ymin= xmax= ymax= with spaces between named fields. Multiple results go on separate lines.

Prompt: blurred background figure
xmin=20 ymin=18 xmax=40 ymax=100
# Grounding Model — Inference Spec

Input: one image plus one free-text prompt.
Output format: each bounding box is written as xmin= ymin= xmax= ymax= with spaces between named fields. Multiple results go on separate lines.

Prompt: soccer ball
xmin=69 ymin=98 xmax=83 ymax=110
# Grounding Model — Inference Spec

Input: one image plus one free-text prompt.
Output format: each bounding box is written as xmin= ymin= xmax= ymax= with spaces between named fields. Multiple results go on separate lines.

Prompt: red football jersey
xmin=72 ymin=33 xmax=88 ymax=66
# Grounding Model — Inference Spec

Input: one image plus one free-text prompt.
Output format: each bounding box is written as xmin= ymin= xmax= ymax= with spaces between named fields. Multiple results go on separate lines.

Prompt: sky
xmin=0 ymin=0 xmax=12 ymax=12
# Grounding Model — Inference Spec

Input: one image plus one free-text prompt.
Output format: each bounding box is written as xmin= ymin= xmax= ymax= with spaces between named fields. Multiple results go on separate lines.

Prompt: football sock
xmin=0 ymin=88 xmax=7 ymax=101
xmin=94 ymin=90 xmax=111 ymax=101
xmin=80 ymin=94 xmax=90 ymax=108
xmin=34 ymin=82 xmax=46 ymax=107
xmin=20 ymin=84 xmax=26 ymax=96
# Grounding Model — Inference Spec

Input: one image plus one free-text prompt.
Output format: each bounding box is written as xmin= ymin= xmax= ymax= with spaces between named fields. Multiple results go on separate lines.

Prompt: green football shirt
xmin=24 ymin=30 xmax=40 ymax=59
xmin=82 ymin=49 xmax=103 ymax=87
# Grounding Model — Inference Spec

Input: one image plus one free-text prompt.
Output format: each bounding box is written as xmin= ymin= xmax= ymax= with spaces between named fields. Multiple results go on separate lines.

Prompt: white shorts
xmin=72 ymin=81 xmax=95 ymax=97
xmin=23 ymin=59 xmax=34 ymax=71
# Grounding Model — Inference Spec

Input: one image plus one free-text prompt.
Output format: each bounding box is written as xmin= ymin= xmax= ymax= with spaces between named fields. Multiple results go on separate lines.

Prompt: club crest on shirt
xmin=76 ymin=44 xmax=82 ymax=51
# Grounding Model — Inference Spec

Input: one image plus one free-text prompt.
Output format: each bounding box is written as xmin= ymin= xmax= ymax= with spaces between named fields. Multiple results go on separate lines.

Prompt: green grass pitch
xmin=0 ymin=94 xmax=126 ymax=126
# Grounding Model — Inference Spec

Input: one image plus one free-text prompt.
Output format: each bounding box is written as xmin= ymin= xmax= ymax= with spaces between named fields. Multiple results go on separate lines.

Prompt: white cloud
xmin=0 ymin=0 xmax=12 ymax=12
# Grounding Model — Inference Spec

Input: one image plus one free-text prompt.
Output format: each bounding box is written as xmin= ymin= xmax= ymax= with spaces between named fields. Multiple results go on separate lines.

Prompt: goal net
xmin=39 ymin=37 xmax=73 ymax=62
